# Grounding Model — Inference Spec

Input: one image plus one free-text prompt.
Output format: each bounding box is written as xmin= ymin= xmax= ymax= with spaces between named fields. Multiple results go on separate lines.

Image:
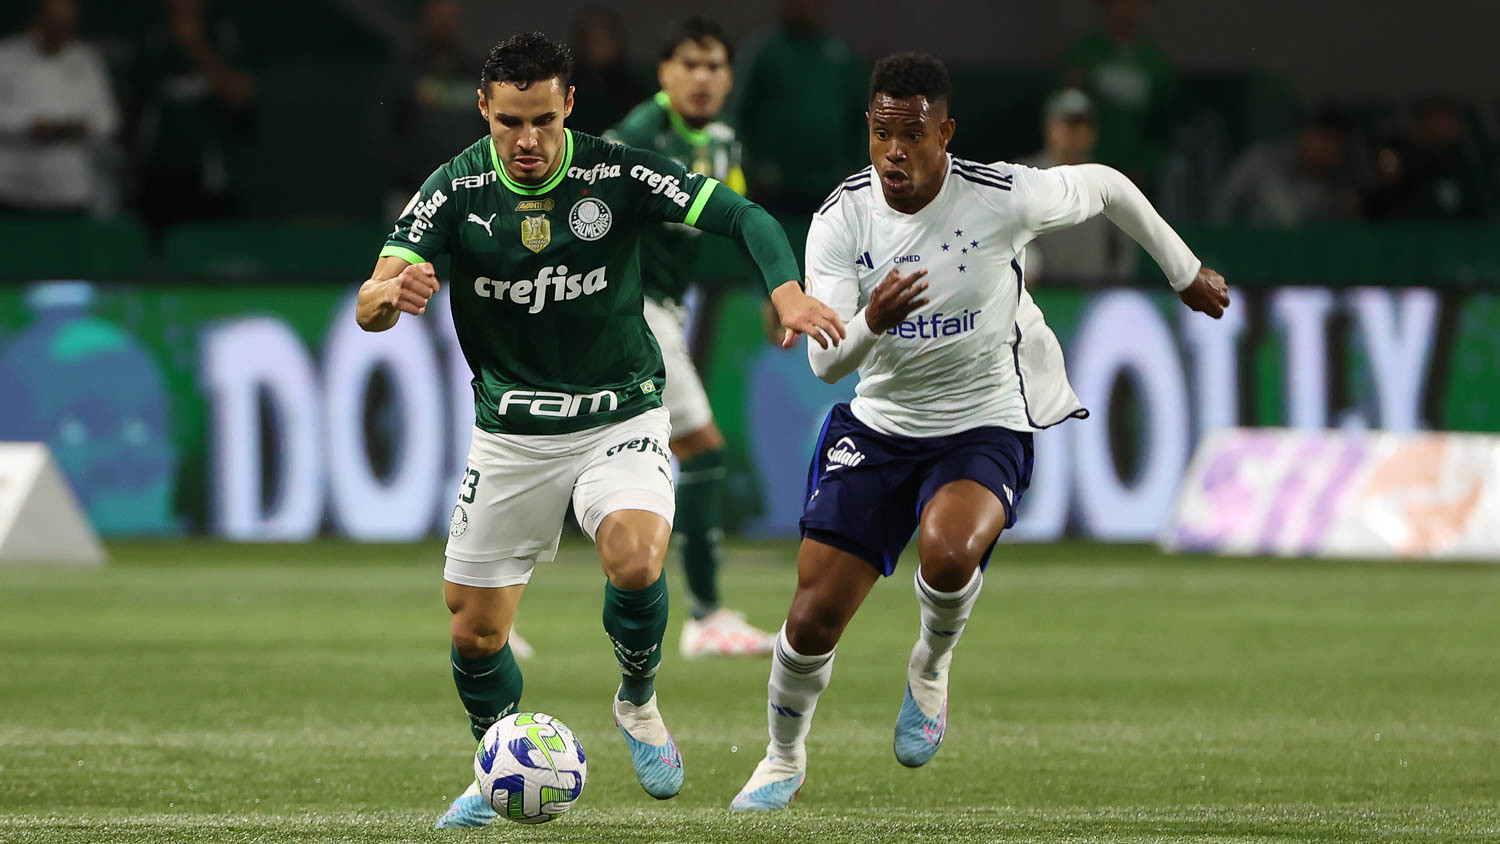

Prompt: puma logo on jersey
xmin=466 ymin=212 xmax=496 ymax=237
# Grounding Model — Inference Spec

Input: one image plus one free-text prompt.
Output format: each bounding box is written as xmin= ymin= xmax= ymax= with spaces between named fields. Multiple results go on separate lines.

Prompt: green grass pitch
xmin=1 ymin=540 xmax=1497 ymax=842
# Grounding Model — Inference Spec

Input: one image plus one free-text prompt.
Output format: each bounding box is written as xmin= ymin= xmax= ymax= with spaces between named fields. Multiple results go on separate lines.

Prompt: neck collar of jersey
xmin=655 ymin=91 xmax=711 ymax=147
xmin=490 ymin=129 xmax=575 ymax=195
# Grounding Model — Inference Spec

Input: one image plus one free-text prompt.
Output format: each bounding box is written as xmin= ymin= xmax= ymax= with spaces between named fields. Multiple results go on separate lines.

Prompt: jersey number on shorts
xmin=459 ymin=468 xmax=481 ymax=503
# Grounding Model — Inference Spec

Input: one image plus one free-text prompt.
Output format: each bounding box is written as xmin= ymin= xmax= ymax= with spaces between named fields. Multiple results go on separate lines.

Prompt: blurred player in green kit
xmin=606 ymin=19 xmax=778 ymax=657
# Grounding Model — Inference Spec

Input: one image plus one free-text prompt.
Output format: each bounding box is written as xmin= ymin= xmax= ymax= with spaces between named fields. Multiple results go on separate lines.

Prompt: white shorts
xmin=443 ymin=408 xmax=675 ymax=588
xmin=643 ymin=297 xmax=714 ymax=437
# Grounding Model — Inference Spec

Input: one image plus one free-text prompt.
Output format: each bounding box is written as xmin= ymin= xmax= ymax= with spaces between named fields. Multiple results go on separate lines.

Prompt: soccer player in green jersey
xmin=354 ymin=32 xmax=843 ymax=828
xmin=605 ymin=19 xmax=777 ymax=658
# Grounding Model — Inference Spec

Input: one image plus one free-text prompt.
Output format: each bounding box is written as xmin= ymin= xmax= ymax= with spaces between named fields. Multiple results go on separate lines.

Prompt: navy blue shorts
xmin=799 ymin=403 xmax=1034 ymax=576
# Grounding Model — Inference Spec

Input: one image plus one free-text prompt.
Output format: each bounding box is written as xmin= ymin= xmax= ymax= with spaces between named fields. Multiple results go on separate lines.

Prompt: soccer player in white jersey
xmin=731 ymin=52 xmax=1229 ymax=811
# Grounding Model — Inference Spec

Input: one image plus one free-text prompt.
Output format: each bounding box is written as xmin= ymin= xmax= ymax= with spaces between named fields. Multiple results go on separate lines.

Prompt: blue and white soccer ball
xmin=474 ymin=711 xmax=587 ymax=824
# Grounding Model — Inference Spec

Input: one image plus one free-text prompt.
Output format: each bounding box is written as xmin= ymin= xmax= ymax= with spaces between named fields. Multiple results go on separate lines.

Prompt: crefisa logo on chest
xmin=569 ymin=197 xmax=612 ymax=241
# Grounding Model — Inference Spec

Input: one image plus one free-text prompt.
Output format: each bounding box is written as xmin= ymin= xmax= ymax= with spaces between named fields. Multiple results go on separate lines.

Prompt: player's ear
xmin=940 ymin=117 xmax=956 ymax=150
xmin=657 ymin=60 xmax=670 ymax=90
xmin=476 ymin=86 xmax=489 ymax=121
xmin=564 ymin=85 xmax=575 ymax=118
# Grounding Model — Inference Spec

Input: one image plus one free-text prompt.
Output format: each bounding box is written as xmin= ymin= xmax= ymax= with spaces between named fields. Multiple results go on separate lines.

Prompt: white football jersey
xmin=805 ymin=155 xmax=1094 ymax=438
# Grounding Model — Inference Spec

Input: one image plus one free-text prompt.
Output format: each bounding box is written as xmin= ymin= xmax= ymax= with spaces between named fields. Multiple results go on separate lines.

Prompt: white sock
xmin=908 ymin=568 xmax=982 ymax=714
xmin=765 ymin=624 xmax=834 ymax=763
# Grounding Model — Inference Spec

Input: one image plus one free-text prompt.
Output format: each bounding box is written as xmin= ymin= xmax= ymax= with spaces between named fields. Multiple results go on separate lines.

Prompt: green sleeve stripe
xmin=683 ymin=178 xmax=721 ymax=228
xmin=379 ymin=244 xmax=428 ymax=265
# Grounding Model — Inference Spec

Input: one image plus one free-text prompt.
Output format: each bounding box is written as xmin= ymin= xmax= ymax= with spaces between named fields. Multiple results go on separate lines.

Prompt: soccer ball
xmin=474 ymin=712 xmax=587 ymax=824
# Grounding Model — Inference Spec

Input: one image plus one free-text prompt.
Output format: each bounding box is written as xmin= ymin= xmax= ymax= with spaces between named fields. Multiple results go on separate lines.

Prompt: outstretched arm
xmin=1071 ymin=164 xmax=1230 ymax=317
xmin=1070 ymin=164 xmax=1228 ymax=316
xmin=1013 ymin=162 xmax=1230 ymax=318
xmin=627 ymin=147 xmax=846 ymax=347
xmin=702 ymin=197 xmax=847 ymax=348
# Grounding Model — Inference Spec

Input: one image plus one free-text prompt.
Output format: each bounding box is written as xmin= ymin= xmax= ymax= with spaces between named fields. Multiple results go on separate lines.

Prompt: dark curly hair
xmin=481 ymin=32 xmax=575 ymax=92
xmin=868 ymin=51 xmax=951 ymax=106
xmin=660 ymin=17 xmax=733 ymax=63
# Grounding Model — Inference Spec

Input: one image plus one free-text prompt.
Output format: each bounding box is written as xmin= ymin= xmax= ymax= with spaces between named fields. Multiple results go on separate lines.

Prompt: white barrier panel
xmin=0 ymin=442 xmax=105 ymax=564
xmin=1161 ymin=428 xmax=1500 ymax=561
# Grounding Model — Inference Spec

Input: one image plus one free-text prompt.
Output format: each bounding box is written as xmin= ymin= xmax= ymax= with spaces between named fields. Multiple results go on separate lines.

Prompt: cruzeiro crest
xmin=568 ymin=197 xmax=612 ymax=241
xmin=520 ymin=214 xmax=551 ymax=253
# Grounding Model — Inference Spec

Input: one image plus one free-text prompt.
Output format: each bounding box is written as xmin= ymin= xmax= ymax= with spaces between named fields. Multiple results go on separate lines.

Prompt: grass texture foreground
xmin=1 ymin=540 xmax=1497 ymax=842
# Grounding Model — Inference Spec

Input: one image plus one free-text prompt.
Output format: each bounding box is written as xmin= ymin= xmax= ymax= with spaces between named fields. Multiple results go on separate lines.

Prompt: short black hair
xmin=481 ymin=32 xmax=576 ymax=92
xmin=869 ymin=52 xmax=951 ymax=107
xmin=660 ymin=17 xmax=733 ymax=63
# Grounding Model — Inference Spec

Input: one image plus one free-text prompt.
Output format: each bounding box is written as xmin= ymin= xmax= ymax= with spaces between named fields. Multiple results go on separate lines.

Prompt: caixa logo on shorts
xmin=473 ymin=264 xmax=607 ymax=314
xmin=824 ymin=436 xmax=866 ymax=472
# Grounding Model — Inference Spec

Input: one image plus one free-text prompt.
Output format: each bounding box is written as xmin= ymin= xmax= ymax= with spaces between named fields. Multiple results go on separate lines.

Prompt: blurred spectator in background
xmin=131 ymin=0 xmax=255 ymax=235
xmin=568 ymin=6 xmax=646 ymax=135
xmin=1364 ymin=97 xmax=1497 ymax=220
xmin=1211 ymin=105 xmax=1360 ymax=227
xmin=732 ymin=0 xmax=866 ymax=216
xmin=1061 ymin=0 xmax=1177 ymax=190
xmin=1020 ymin=89 xmax=1134 ymax=284
xmin=0 ymin=0 xmax=119 ymax=217
xmin=380 ymin=0 xmax=480 ymax=215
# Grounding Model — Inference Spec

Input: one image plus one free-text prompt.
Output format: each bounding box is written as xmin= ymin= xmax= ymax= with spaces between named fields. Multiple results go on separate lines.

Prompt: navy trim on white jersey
xmin=951 ymin=160 xmax=1013 ymax=192
xmin=818 ymin=171 xmax=872 ymax=215
xmin=953 ymin=159 xmax=1014 ymax=181
xmin=1010 ymin=258 xmax=1089 ymax=429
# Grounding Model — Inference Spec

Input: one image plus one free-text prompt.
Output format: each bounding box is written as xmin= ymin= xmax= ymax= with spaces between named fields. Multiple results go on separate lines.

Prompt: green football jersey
xmin=381 ymin=129 xmax=796 ymax=436
xmin=606 ymin=91 xmax=748 ymax=305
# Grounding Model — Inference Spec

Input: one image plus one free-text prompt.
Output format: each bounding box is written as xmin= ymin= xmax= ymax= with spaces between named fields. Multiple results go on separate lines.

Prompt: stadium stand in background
xmin=1 ymin=0 xmax=1496 ymax=286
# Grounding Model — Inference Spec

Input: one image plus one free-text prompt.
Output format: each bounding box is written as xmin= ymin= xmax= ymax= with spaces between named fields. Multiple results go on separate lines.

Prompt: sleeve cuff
xmin=1170 ymin=257 xmax=1202 ymax=293
xmin=380 ymin=244 xmax=427 ymax=265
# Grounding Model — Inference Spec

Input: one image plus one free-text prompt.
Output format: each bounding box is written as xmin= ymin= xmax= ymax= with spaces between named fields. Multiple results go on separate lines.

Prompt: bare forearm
xmin=358 ymin=256 xmax=409 ymax=331
xmin=356 ymin=277 xmax=399 ymax=331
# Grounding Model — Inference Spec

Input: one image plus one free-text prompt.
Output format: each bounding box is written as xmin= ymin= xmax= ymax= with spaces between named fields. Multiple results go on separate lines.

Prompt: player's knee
xmin=917 ymin=528 xmax=985 ymax=591
xmin=450 ymin=617 xmax=506 ymax=658
xmin=599 ymin=530 xmax=665 ymax=590
xmin=784 ymin=600 xmax=844 ymax=655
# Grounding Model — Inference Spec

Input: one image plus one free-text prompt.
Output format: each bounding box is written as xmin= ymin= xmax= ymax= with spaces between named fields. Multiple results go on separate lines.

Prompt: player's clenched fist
xmin=863 ymin=267 xmax=930 ymax=334
xmin=387 ymin=262 xmax=441 ymax=315
xmin=1178 ymin=266 xmax=1229 ymax=319
xmin=356 ymin=259 xmax=442 ymax=331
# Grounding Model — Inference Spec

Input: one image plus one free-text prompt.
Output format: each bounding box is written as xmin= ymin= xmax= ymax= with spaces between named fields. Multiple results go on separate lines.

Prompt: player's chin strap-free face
xmin=868 ymin=93 xmax=955 ymax=208
xmin=477 ymin=78 xmax=575 ymax=183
